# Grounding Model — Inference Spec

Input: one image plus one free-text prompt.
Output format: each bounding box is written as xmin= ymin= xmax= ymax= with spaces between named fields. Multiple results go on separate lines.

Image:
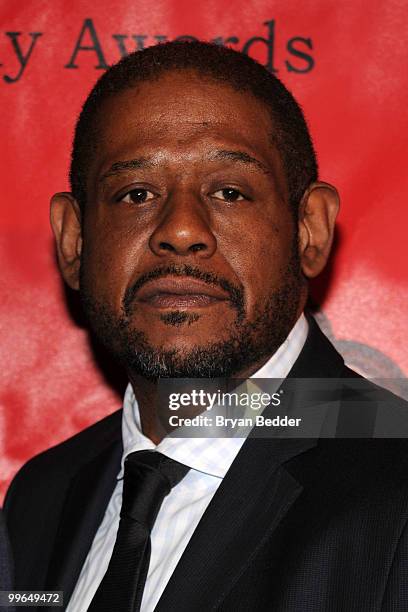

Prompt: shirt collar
xmin=120 ymin=313 xmax=308 ymax=479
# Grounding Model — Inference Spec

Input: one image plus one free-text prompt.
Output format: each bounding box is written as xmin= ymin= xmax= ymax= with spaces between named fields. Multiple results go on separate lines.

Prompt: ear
xmin=50 ymin=192 xmax=82 ymax=290
xmin=298 ymin=182 xmax=340 ymax=278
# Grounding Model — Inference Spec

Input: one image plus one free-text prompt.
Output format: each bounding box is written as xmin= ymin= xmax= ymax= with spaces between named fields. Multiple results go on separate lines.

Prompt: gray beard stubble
xmin=79 ymin=247 xmax=304 ymax=380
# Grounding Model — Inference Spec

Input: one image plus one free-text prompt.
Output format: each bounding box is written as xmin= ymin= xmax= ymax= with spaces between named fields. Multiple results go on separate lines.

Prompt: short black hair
xmin=70 ymin=40 xmax=318 ymax=213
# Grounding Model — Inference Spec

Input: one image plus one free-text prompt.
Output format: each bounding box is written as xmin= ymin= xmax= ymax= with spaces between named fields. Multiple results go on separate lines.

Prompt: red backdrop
xmin=1 ymin=0 xmax=407 ymax=501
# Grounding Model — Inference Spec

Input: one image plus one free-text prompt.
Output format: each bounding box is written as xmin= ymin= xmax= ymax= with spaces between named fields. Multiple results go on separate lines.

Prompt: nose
xmin=149 ymin=191 xmax=217 ymax=258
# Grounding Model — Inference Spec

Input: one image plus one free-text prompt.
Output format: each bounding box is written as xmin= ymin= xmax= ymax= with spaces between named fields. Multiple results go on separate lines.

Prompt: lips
xmin=135 ymin=277 xmax=230 ymax=309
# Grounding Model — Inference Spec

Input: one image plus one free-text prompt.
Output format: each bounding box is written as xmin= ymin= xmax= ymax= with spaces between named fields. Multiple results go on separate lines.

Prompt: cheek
xmin=217 ymin=215 xmax=296 ymax=312
xmin=80 ymin=217 xmax=144 ymax=310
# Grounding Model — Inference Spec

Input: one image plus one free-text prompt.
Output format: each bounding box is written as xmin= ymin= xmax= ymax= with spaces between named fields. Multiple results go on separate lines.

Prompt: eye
xmin=118 ymin=188 xmax=156 ymax=204
xmin=211 ymin=188 xmax=245 ymax=202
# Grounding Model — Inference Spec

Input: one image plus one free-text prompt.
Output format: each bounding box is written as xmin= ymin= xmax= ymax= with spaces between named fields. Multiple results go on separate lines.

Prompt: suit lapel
xmin=156 ymin=316 xmax=345 ymax=610
xmin=288 ymin=315 xmax=344 ymax=380
xmin=45 ymin=439 xmax=122 ymax=603
xmin=155 ymin=437 xmax=314 ymax=611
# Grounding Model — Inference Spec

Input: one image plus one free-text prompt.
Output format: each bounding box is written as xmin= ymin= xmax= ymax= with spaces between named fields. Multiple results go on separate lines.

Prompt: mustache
xmin=123 ymin=263 xmax=245 ymax=318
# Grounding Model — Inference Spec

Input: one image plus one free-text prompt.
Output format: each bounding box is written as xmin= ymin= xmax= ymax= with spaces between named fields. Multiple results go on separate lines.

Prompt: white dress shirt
xmin=67 ymin=313 xmax=308 ymax=612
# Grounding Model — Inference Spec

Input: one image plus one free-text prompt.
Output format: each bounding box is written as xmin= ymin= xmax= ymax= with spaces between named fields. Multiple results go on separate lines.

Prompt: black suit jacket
xmin=0 ymin=507 xmax=14 ymax=612
xmin=4 ymin=318 xmax=408 ymax=611
xmin=0 ymin=508 xmax=13 ymax=589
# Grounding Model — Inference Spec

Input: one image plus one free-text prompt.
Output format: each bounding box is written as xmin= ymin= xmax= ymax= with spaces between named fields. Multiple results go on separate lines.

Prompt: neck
xmin=127 ymin=352 xmax=276 ymax=444
xmin=128 ymin=306 xmax=306 ymax=444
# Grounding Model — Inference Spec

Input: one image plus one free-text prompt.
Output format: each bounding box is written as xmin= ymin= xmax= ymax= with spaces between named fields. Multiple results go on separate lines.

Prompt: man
xmin=4 ymin=41 xmax=408 ymax=611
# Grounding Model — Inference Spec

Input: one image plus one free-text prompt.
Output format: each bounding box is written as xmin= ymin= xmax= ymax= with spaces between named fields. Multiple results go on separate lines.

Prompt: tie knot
xmin=121 ymin=451 xmax=189 ymax=530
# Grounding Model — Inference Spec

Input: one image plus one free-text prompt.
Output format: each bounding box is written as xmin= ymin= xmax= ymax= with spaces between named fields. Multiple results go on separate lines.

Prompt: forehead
xmin=90 ymin=70 xmax=285 ymax=187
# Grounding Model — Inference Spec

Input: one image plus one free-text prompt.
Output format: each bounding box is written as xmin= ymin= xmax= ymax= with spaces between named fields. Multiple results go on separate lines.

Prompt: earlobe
xmin=298 ymin=181 xmax=339 ymax=279
xmin=50 ymin=192 xmax=82 ymax=290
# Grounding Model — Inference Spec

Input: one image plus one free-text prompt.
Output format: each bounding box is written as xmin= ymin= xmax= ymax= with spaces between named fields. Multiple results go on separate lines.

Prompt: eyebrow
xmin=99 ymin=157 xmax=154 ymax=181
xmin=99 ymin=149 xmax=272 ymax=182
xmin=209 ymin=150 xmax=272 ymax=175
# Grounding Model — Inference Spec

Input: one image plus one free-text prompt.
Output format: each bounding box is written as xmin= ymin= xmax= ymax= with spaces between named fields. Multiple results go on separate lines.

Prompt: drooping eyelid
xmin=210 ymin=188 xmax=246 ymax=202
xmin=205 ymin=170 xmax=258 ymax=193
xmin=207 ymin=181 xmax=253 ymax=201
xmin=112 ymin=182 xmax=161 ymax=203
xmin=120 ymin=190 xmax=157 ymax=204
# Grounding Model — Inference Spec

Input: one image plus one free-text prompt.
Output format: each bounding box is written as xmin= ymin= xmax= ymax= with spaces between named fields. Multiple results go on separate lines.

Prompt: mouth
xmin=135 ymin=276 xmax=230 ymax=309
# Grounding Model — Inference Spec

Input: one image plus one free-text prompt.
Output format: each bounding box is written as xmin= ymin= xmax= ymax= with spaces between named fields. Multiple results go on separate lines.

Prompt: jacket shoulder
xmin=4 ymin=408 xmax=122 ymax=513
xmin=342 ymin=364 xmax=408 ymax=406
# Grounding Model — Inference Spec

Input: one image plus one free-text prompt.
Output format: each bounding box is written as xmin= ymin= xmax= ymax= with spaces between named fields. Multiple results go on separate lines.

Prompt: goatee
xmin=80 ymin=251 xmax=303 ymax=380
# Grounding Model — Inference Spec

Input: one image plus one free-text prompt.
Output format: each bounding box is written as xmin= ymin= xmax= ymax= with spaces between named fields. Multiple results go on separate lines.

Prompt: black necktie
xmin=87 ymin=450 xmax=190 ymax=612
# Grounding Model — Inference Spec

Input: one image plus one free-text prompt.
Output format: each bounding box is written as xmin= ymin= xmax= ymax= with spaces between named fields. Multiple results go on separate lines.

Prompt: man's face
xmin=78 ymin=70 xmax=305 ymax=378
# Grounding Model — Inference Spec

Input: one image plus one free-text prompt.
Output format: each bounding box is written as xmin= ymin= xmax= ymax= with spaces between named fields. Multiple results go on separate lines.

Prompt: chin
xmin=135 ymin=311 xmax=233 ymax=344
